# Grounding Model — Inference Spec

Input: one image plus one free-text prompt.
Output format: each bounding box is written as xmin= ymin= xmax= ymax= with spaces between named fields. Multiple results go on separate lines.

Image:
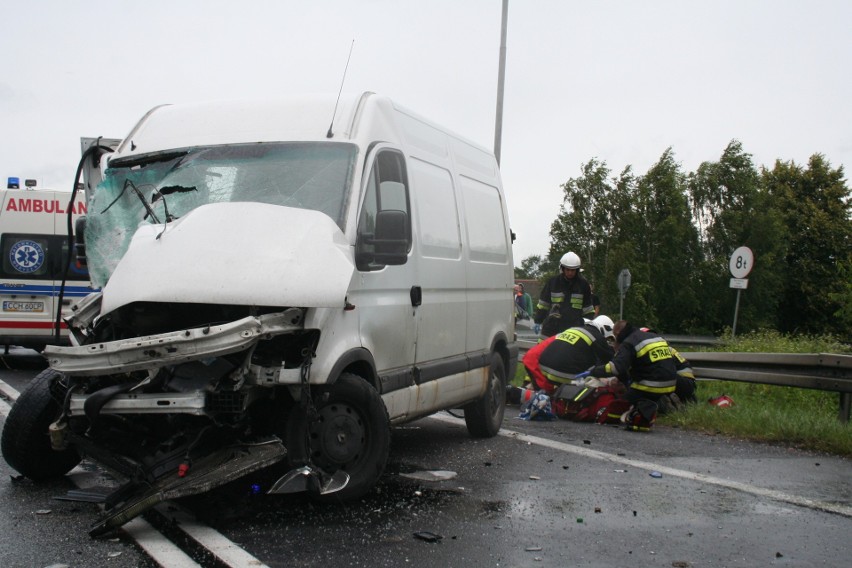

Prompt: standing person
xmin=590 ymin=283 xmax=601 ymax=316
xmin=534 ymin=251 xmax=595 ymax=337
xmin=518 ymin=282 xmax=534 ymax=320
xmin=578 ymin=320 xmax=677 ymax=431
xmin=513 ymin=285 xmax=529 ymax=319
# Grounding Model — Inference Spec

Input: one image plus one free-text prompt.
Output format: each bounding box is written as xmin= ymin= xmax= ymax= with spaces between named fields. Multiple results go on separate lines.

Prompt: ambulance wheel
xmin=1 ymin=368 xmax=81 ymax=481
xmin=464 ymin=352 xmax=507 ymax=438
xmin=285 ymin=373 xmax=390 ymax=501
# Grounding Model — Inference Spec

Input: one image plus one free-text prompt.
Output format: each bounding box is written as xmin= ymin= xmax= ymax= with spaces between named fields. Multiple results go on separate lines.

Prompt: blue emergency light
xmin=7 ymin=177 xmax=20 ymax=189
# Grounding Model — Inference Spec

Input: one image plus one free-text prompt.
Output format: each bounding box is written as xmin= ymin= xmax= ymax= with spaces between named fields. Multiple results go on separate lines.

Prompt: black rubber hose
xmin=54 ymin=139 xmax=116 ymax=344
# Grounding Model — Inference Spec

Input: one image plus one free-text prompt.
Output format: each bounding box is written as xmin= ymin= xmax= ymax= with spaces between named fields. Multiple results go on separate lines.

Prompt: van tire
xmin=464 ymin=353 xmax=507 ymax=438
xmin=285 ymin=373 xmax=390 ymax=501
xmin=1 ymin=368 xmax=81 ymax=481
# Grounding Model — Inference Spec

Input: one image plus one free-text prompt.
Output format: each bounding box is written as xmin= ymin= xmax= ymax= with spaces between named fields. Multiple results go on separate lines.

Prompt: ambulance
xmin=0 ymin=179 xmax=92 ymax=351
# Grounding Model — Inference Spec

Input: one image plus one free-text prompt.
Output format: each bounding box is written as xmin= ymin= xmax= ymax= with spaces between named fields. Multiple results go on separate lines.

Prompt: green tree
xmin=549 ymin=158 xmax=613 ymax=272
xmin=688 ymin=141 xmax=787 ymax=334
xmin=828 ymin=261 xmax=852 ymax=340
xmin=514 ymin=255 xmax=547 ymax=280
xmin=629 ymin=149 xmax=701 ymax=332
xmin=762 ymin=155 xmax=851 ymax=335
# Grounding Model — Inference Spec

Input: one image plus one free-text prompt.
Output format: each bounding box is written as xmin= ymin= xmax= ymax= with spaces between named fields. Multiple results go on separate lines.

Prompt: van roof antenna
xmin=327 ymin=39 xmax=355 ymax=139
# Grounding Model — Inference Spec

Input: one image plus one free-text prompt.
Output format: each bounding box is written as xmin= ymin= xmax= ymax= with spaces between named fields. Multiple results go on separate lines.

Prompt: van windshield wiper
xmin=100 ymin=179 xmax=160 ymax=224
xmin=151 ymin=185 xmax=197 ymax=222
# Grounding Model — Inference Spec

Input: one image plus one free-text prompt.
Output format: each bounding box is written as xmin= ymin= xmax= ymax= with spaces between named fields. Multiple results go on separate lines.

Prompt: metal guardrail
xmin=682 ymin=351 xmax=852 ymax=423
xmin=516 ymin=339 xmax=852 ymax=422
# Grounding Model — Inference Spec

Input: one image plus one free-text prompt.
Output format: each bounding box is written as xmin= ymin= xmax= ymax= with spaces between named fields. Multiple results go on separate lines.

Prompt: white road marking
xmin=154 ymin=504 xmax=270 ymax=568
xmin=0 ymin=378 xmax=20 ymax=402
xmin=431 ymin=412 xmax=852 ymax=518
xmin=123 ymin=517 xmax=203 ymax=568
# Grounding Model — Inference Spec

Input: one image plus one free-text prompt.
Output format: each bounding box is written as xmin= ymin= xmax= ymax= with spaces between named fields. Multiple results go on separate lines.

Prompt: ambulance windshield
xmin=84 ymin=142 xmax=357 ymax=288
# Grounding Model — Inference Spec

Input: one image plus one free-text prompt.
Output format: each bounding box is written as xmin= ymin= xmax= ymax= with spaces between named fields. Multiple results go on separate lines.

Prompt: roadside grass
xmin=663 ymin=329 xmax=851 ymax=456
xmin=659 ymin=381 xmax=852 ymax=457
xmin=515 ymin=329 xmax=852 ymax=457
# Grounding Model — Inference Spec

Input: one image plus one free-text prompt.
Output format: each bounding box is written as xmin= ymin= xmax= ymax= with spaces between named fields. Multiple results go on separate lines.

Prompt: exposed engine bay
xmin=42 ymin=295 xmax=343 ymax=536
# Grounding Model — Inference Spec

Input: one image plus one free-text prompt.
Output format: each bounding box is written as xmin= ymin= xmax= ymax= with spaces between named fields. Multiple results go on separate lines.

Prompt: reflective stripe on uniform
xmin=632 ymin=381 xmax=676 ymax=394
xmin=677 ymin=367 xmax=695 ymax=379
xmin=541 ymin=366 xmax=580 ymax=384
xmin=635 ymin=338 xmax=672 ymax=362
xmin=555 ymin=327 xmax=594 ymax=346
xmin=604 ymin=361 xmax=621 ymax=376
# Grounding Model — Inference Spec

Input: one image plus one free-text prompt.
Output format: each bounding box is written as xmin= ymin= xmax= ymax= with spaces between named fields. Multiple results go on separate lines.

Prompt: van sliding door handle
xmin=410 ymin=286 xmax=422 ymax=307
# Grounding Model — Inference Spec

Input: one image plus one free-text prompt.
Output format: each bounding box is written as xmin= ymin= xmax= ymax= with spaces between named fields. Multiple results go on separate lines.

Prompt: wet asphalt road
xmin=1 ymin=347 xmax=850 ymax=568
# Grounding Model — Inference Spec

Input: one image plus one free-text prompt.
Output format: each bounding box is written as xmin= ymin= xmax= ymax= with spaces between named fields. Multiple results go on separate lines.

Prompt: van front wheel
xmin=1 ymin=368 xmax=81 ymax=480
xmin=464 ymin=353 xmax=507 ymax=438
xmin=285 ymin=373 xmax=390 ymax=501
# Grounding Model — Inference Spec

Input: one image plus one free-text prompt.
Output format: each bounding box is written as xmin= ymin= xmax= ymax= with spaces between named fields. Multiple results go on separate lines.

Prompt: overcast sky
xmin=2 ymin=1 xmax=850 ymax=264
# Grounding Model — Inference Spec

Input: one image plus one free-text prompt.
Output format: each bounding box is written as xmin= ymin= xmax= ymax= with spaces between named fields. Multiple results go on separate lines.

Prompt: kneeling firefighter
xmin=576 ymin=320 xmax=677 ymax=431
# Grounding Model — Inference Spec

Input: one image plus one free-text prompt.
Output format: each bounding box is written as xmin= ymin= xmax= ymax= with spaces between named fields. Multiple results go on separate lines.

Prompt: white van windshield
xmin=85 ymin=142 xmax=357 ymax=288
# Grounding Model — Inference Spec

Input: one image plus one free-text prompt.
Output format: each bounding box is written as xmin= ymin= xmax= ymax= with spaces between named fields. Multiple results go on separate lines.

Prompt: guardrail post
xmin=840 ymin=393 xmax=851 ymax=424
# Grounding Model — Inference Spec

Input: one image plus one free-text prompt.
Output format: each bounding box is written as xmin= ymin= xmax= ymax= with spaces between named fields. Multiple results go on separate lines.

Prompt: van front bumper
xmin=44 ymin=308 xmax=304 ymax=376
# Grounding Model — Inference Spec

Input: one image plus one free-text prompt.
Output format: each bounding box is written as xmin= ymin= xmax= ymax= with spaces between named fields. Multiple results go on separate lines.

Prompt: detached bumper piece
xmin=268 ymin=465 xmax=350 ymax=495
xmin=89 ymin=436 xmax=286 ymax=537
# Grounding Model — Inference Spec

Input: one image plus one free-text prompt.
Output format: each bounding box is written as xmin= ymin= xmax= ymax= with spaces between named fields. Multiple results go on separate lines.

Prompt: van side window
xmin=356 ymin=151 xmax=412 ymax=271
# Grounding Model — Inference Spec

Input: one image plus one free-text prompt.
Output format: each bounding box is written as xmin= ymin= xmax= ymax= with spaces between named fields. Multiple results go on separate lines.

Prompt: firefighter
xmin=576 ymin=320 xmax=678 ymax=431
xmin=534 ymin=251 xmax=595 ymax=337
xmin=534 ymin=316 xmax=616 ymax=395
xmin=657 ymin=347 xmax=698 ymax=413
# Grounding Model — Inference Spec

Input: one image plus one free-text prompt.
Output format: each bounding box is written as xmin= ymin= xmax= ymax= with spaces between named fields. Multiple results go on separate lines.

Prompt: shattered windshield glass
xmin=85 ymin=142 xmax=357 ymax=288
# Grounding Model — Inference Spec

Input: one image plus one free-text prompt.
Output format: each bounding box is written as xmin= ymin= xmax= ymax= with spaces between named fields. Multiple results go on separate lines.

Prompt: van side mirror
xmin=356 ymin=209 xmax=409 ymax=267
xmin=74 ymin=216 xmax=87 ymax=267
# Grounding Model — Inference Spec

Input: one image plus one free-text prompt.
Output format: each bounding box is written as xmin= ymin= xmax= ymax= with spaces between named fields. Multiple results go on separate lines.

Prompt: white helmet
xmin=559 ymin=252 xmax=581 ymax=270
xmin=592 ymin=315 xmax=615 ymax=340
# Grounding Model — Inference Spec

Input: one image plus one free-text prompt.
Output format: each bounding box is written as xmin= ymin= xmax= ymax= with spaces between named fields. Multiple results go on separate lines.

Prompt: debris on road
xmin=401 ymin=470 xmax=457 ymax=482
xmin=413 ymin=531 xmax=443 ymax=543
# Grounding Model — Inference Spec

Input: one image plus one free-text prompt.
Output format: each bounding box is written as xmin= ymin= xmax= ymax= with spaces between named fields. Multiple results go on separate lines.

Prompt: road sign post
xmin=617 ymin=268 xmax=631 ymax=320
xmin=729 ymin=247 xmax=754 ymax=337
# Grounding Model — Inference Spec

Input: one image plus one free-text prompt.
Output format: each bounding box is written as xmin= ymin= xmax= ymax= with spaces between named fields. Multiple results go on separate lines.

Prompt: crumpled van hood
xmin=100 ymin=202 xmax=354 ymax=315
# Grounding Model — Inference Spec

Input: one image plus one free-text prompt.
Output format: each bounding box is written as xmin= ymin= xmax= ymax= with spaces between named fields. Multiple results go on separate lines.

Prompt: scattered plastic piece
xmin=526 ymin=546 xmax=543 ymax=552
xmin=708 ymin=394 xmax=734 ymax=407
xmin=583 ymin=440 xmax=591 ymax=445
xmin=576 ymin=517 xmax=583 ymax=523
xmin=35 ymin=509 xmax=52 ymax=515
xmin=775 ymin=552 xmax=784 ymax=558
xmin=633 ymin=511 xmax=637 ymax=517
xmin=650 ymin=471 xmax=662 ymax=478
xmin=594 ymin=507 xmax=602 ymax=513
xmin=401 ymin=470 xmax=457 ymax=482
xmin=614 ymin=469 xmax=627 ymax=473
xmin=529 ymin=475 xmax=541 ymax=480
xmin=413 ymin=531 xmax=443 ymax=543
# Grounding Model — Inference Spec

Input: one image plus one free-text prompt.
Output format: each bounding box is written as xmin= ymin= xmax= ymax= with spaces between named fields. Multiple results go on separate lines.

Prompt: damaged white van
xmin=0 ymin=93 xmax=517 ymax=535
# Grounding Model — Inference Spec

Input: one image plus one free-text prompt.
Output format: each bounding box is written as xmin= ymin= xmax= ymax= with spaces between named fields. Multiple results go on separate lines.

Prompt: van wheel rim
xmin=310 ymin=403 xmax=365 ymax=466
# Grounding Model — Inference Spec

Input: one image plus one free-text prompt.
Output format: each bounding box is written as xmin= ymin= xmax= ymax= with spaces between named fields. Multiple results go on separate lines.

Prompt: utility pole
xmin=494 ymin=0 xmax=509 ymax=165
